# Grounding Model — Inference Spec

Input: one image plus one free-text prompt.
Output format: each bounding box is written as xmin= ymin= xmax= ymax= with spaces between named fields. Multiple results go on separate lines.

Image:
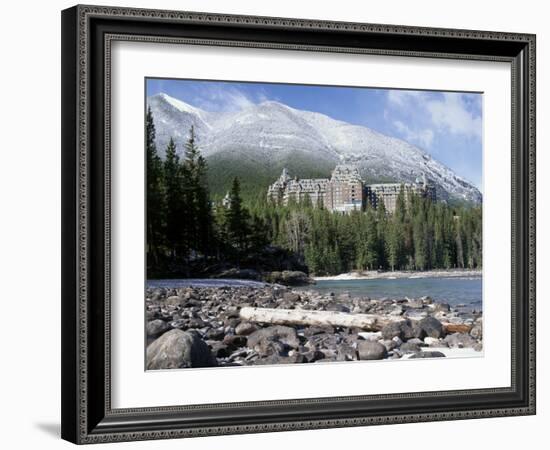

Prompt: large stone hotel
xmin=267 ymin=164 xmax=436 ymax=214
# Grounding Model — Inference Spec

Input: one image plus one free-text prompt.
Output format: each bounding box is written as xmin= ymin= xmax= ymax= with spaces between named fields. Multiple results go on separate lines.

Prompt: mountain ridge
xmin=147 ymin=93 xmax=482 ymax=204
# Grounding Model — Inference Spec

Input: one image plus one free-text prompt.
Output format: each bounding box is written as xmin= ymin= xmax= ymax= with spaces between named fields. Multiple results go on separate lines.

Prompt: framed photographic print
xmin=61 ymin=4 xmax=536 ymax=444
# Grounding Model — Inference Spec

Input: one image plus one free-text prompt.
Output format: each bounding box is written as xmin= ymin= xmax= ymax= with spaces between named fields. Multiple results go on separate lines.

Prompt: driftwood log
xmin=239 ymin=306 xmax=401 ymax=331
xmin=442 ymin=323 xmax=473 ymax=334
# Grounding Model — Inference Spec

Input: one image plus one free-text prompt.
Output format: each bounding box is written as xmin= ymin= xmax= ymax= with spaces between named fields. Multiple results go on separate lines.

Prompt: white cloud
xmin=387 ymin=89 xmax=426 ymax=107
xmin=386 ymin=90 xmax=482 ymax=149
xmin=393 ymin=120 xmax=434 ymax=148
xmin=426 ymin=93 xmax=482 ymax=139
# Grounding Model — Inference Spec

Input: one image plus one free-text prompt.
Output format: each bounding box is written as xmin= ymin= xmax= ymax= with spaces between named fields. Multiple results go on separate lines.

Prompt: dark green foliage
xmin=146 ymin=107 xmax=166 ymax=266
xmin=181 ymin=126 xmax=214 ymax=258
xmin=251 ymin=193 xmax=482 ymax=275
xmin=163 ymin=137 xmax=183 ymax=258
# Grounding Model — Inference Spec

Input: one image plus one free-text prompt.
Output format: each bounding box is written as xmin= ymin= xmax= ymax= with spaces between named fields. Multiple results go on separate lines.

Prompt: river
xmin=299 ymin=277 xmax=482 ymax=310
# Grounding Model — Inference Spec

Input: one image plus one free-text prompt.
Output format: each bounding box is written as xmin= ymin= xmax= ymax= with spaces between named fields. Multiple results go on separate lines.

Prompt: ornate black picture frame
xmin=61 ymin=4 xmax=536 ymax=444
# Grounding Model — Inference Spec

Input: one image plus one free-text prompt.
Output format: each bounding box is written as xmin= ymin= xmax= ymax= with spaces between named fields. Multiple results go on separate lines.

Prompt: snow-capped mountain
xmin=147 ymin=93 xmax=482 ymax=203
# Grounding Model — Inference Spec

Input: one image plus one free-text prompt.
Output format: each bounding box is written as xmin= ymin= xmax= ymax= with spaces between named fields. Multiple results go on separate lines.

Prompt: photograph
xmin=144 ymin=78 xmax=484 ymax=370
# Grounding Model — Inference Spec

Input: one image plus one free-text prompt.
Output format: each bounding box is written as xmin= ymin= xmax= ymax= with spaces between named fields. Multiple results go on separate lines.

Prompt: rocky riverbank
xmin=146 ymin=284 xmax=483 ymax=370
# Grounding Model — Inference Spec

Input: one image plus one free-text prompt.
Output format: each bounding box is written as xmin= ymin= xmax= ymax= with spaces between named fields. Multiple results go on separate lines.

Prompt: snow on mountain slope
xmin=147 ymin=93 xmax=482 ymax=203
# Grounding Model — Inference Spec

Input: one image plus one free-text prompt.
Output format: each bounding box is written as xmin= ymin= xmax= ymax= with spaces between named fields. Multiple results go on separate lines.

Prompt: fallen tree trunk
xmin=239 ymin=306 xmax=401 ymax=331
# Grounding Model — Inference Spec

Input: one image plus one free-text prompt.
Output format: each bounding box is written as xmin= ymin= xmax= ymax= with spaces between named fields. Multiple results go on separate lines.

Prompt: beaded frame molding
xmin=61 ymin=4 xmax=536 ymax=444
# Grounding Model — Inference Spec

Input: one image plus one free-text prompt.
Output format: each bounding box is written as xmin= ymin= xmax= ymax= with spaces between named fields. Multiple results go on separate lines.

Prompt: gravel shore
xmin=145 ymin=283 xmax=483 ymax=370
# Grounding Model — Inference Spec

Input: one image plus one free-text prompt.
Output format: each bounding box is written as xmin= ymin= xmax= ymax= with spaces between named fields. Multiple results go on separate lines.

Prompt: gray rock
xmin=381 ymin=320 xmax=424 ymax=340
xmin=406 ymin=338 xmax=426 ymax=346
xmin=214 ymin=268 xmax=261 ymax=280
xmin=235 ymin=322 xmax=259 ymax=336
xmin=303 ymin=326 xmax=335 ymax=337
xmin=146 ymin=329 xmax=217 ymax=369
xmin=399 ymin=342 xmax=422 ymax=353
xmin=337 ymin=344 xmax=358 ymax=361
xmin=165 ymin=295 xmax=183 ymax=307
xmin=222 ymin=334 xmax=248 ymax=348
xmin=432 ymin=302 xmax=450 ymax=313
xmin=444 ymin=332 xmax=477 ymax=348
xmin=205 ymin=327 xmax=225 ymax=340
xmin=404 ymin=310 xmax=429 ymax=320
xmin=418 ymin=316 xmax=445 ymax=339
xmin=247 ymin=326 xmax=300 ymax=350
xmin=409 ymin=351 xmax=446 ymax=359
xmin=357 ymin=341 xmax=387 ymax=360
xmin=266 ymin=271 xmax=315 ymax=286
xmin=146 ymin=319 xmax=169 ymax=338
xmin=282 ymin=292 xmax=301 ymax=303
xmin=406 ymin=299 xmax=424 ymax=309
xmin=470 ymin=323 xmax=483 ymax=340
xmin=381 ymin=339 xmax=398 ymax=351
xmin=381 ymin=321 xmax=406 ymax=340
xmin=421 ymin=296 xmax=433 ymax=305
xmin=208 ymin=341 xmax=231 ymax=358
xmin=302 ymin=350 xmax=325 ymax=363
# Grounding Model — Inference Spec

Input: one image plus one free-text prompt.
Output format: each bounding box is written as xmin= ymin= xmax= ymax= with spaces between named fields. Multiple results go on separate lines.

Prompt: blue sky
xmin=147 ymin=78 xmax=483 ymax=189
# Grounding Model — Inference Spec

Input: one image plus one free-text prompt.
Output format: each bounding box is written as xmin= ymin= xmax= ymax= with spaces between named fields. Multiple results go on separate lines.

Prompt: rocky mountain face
xmin=147 ymin=93 xmax=482 ymax=203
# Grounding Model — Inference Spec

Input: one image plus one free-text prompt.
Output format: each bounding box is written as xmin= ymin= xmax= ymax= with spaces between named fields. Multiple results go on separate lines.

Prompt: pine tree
xmin=386 ymin=218 xmax=404 ymax=271
xmin=163 ymin=138 xmax=183 ymax=259
xmin=412 ymin=202 xmax=429 ymax=270
xmin=224 ymin=177 xmax=251 ymax=258
xmin=146 ymin=107 xmax=165 ymax=266
xmin=376 ymin=199 xmax=388 ymax=268
xmin=181 ymin=126 xmax=214 ymax=258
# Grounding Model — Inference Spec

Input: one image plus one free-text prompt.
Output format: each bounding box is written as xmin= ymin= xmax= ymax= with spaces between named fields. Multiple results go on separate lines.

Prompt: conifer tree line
xmin=146 ymin=108 xmax=482 ymax=276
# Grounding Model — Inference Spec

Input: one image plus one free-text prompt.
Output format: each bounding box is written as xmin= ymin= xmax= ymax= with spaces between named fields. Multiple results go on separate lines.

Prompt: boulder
xmin=423 ymin=337 xmax=443 ymax=347
xmin=444 ymin=332 xmax=477 ymax=349
xmin=247 ymin=325 xmax=300 ymax=350
xmin=357 ymin=341 xmax=387 ymax=360
xmin=432 ymin=302 xmax=450 ymax=313
xmin=222 ymin=334 xmax=248 ymax=348
xmin=265 ymin=271 xmax=315 ymax=286
xmin=204 ymin=327 xmax=225 ymax=341
xmin=337 ymin=343 xmax=358 ymax=361
xmin=146 ymin=319 xmax=169 ymax=338
xmin=470 ymin=323 xmax=483 ymax=340
xmin=235 ymin=322 xmax=259 ymax=336
xmin=399 ymin=342 xmax=422 ymax=353
xmin=208 ymin=341 xmax=231 ymax=358
xmin=214 ymin=268 xmax=261 ymax=280
xmin=406 ymin=338 xmax=426 ymax=347
xmin=381 ymin=339 xmax=398 ymax=351
xmin=418 ymin=316 xmax=444 ymax=339
xmin=302 ymin=350 xmax=325 ymax=363
xmin=406 ymin=299 xmax=424 ymax=309
xmin=146 ymin=329 xmax=217 ymax=370
xmin=282 ymin=292 xmax=301 ymax=303
xmin=381 ymin=320 xmax=424 ymax=341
